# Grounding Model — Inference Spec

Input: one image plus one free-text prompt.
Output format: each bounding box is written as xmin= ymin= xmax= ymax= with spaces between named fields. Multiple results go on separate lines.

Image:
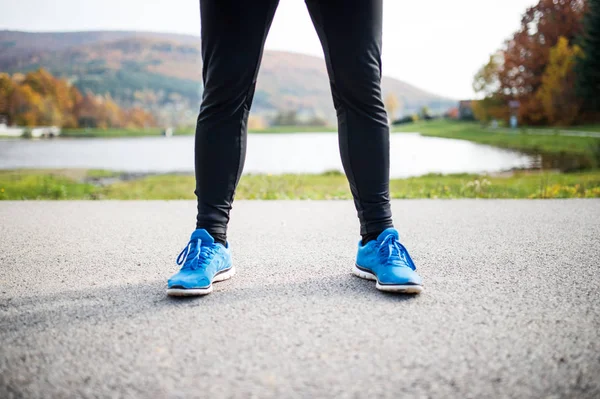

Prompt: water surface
xmin=0 ymin=133 xmax=537 ymax=178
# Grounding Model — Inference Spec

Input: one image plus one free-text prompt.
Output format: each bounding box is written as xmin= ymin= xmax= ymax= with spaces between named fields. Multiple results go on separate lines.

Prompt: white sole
xmin=352 ymin=264 xmax=423 ymax=294
xmin=166 ymin=266 xmax=236 ymax=297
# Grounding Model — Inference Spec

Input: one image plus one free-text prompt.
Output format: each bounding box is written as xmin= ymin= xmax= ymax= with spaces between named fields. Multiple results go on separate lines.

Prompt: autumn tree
xmin=498 ymin=0 xmax=585 ymax=124
xmin=0 ymin=73 xmax=15 ymax=123
xmin=384 ymin=93 xmax=400 ymax=123
xmin=75 ymin=93 xmax=120 ymax=128
xmin=124 ymin=107 xmax=156 ymax=129
xmin=76 ymin=93 xmax=101 ymax=128
xmin=1 ymin=69 xmax=156 ymax=128
xmin=22 ymin=69 xmax=80 ymax=127
xmin=472 ymin=97 xmax=510 ymax=124
xmin=9 ymin=84 xmax=44 ymax=126
xmin=65 ymin=86 xmax=83 ymax=128
xmin=536 ymin=37 xmax=583 ymax=125
xmin=101 ymin=96 xmax=124 ymax=128
xmin=247 ymin=115 xmax=266 ymax=130
xmin=576 ymin=0 xmax=600 ymax=114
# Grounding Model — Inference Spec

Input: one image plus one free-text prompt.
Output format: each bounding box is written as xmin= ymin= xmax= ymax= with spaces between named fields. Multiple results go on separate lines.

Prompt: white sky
xmin=0 ymin=0 xmax=537 ymax=99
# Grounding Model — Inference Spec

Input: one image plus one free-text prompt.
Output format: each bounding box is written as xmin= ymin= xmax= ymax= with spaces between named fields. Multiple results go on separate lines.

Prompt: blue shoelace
xmin=378 ymin=234 xmax=416 ymax=270
xmin=176 ymin=239 xmax=216 ymax=270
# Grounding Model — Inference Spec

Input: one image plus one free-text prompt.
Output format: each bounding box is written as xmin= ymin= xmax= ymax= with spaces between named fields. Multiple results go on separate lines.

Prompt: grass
xmin=2 ymin=169 xmax=599 ymax=200
xmin=527 ymin=124 xmax=600 ymax=133
xmin=393 ymin=120 xmax=600 ymax=159
xmin=389 ymin=171 xmax=600 ymax=199
xmin=0 ymin=170 xmax=100 ymax=200
xmin=60 ymin=125 xmax=336 ymax=138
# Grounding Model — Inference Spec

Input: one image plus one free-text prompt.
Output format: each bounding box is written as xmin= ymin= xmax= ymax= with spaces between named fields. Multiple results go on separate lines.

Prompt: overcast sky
xmin=0 ymin=0 xmax=537 ymax=99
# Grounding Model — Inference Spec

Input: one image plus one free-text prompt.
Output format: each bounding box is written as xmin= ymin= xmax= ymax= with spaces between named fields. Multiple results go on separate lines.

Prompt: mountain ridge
xmin=1 ymin=30 xmax=455 ymax=125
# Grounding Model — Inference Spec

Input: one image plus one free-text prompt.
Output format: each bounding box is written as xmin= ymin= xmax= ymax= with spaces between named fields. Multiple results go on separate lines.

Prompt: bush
xmin=392 ymin=116 xmax=415 ymax=125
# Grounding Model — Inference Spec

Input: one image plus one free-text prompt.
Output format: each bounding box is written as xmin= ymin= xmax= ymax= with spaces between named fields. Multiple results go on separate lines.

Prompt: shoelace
xmin=176 ymin=238 xmax=216 ymax=270
xmin=378 ymin=234 xmax=416 ymax=270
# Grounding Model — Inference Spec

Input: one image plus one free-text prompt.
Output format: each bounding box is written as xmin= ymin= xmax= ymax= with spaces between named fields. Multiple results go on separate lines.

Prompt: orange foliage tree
xmin=0 ymin=69 xmax=156 ymax=128
xmin=9 ymin=85 xmax=45 ymax=126
xmin=0 ymin=73 xmax=14 ymax=121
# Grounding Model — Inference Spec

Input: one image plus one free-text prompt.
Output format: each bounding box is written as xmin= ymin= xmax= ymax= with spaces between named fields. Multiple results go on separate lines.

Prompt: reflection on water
xmin=529 ymin=151 xmax=596 ymax=172
xmin=0 ymin=132 xmax=585 ymax=178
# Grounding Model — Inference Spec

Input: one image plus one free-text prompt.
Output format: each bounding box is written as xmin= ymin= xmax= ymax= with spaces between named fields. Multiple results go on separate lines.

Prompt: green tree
xmin=576 ymin=0 xmax=600 ymax=113
xmin=473 ymin=53 xmax=503 ymax=97
xmin=473 ymin=52 xmax=508 ymax=123
xmin=272 ymin=110 xmax=298 ymax=126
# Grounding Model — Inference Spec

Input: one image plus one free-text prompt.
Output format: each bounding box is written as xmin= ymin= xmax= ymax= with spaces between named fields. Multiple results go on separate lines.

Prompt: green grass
xmin=389 ymin=172 xmax=600 ymax=199
xmin=2 ymin=169 xmax=599 ymax=200
xmin=85 ymin=169 xmax=122 ymax=178
xmin=393 ymin=120 xmax=600 ymax=159
xmin=527 ymin=124 xmax=600 ymax=133
xmin=0 ymin=170 xmax=100 ymax=200
xmin=60 ymin=125 xmax=336 ymax=138
xmin=575 ymin=124 xmax=600 ymax=133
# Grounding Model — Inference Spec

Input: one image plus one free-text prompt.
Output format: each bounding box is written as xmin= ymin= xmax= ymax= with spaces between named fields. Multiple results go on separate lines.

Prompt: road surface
xmin=1 ymin=200 xmax=599 ymax=398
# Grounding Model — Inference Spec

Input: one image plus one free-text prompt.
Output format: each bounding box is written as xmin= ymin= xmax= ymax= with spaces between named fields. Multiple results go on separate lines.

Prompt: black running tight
xmin=195 ymin=0 xmax=393 ymax=236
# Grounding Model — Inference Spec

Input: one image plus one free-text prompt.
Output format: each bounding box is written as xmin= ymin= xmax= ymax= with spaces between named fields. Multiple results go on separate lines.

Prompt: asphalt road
xmin=1 ymin=200 xmax=599 ymax=398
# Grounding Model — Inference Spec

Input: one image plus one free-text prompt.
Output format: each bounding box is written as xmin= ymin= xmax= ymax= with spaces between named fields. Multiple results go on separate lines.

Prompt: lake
xmin=0 ymin=133 xmax=537 ymax=178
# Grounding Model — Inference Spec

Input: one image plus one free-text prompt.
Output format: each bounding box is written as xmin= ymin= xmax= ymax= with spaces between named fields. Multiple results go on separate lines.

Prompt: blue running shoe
xmin=167 ymin=229 xmax=234 ymax=296
xmin=354 ymin=228 xmax=423 ymax=294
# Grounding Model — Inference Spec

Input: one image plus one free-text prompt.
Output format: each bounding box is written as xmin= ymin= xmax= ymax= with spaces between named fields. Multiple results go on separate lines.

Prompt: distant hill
xmin=0 ymin=30 xmax=455 ymax=125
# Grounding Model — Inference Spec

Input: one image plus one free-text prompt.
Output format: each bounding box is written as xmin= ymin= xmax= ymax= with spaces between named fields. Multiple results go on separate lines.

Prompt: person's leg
xmin=305 ymin=0 xmax=393 ymax=241
xmin=306 ymin=0 xmax=422 ymax=293
xmin=167 ymin=0 xmax=279 ymax=296
xmin=195 ymin=0 xmax=280 ymax=243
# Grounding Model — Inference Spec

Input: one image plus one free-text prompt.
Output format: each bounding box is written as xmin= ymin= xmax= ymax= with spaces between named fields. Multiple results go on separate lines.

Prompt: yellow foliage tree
xmin=9 ymin=84 xmax=45 ymax=126
xmin=124 ymin=107 xmax=156 ymax=128
xmin=384 ymin=93 xmax=400 ymax=123
xmin=472 ymin=97 xmax=510 ymax=124
xmin=102 ymin=96 xmax=124 ymax=128
xmin=248 ymin=115 xmax=266 ymax=130
xmin=535 ymin=36 xmax=583 ymax=126
xmin=472 ymin=100 xmax=487 ymax=124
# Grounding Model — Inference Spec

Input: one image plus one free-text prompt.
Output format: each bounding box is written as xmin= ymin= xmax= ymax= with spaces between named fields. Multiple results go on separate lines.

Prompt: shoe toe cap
xmin=378 ymin=267 xmax=422 ymax=286
xmin=168 ymin=271 xmax=211 ymax=289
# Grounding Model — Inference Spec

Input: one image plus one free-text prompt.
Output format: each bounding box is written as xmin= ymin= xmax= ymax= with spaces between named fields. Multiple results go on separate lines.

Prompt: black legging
xmin=195 ymin=0 xmax=393 ymax=236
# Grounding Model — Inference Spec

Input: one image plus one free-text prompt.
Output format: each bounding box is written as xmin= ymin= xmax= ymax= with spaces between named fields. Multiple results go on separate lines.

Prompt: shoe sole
xmin=352 ymin=264 xmax=423 ymax=294
xmin=166 ymin=266 xmax=236 ymax=297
